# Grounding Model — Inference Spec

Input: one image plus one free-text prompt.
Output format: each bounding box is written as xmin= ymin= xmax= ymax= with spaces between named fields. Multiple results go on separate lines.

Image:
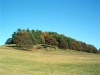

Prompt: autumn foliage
xmin=6 ymin=28 xmax=98 ymax=53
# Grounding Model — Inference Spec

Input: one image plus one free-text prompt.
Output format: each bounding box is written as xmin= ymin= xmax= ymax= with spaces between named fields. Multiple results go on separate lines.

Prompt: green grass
xmin=0 ymin=44 xmax=100 ymax=75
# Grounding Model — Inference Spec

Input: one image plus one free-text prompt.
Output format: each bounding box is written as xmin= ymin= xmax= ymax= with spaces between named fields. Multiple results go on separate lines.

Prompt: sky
xmin=0 ymin=0 xmax=100 ymax=49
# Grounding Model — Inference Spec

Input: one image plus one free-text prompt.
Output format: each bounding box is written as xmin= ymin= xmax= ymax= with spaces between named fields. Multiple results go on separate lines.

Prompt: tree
xmin=7 ymin=28 xmax=98 ymax=53
xmin=12 ymin=32 xmax=17 ymax=44
xmin=26 ymin=28 xmax=30 ymax=32
xmin=81 ymin=42 xmax=87 ymax=52
xmin=35 ymin=30 xmax=44 ymax=44
xmin=40 ymin=34 xmax=45 ymax=44
xmin=85 ymin=44 xmax=97 ymax=53
xmin=5 ymin=38 xmax=13 ymax=44
xmin=41 ymin=32 xmax=58 ymax=50
xmin=44 ymin=35 xmax=58 ymax=46
xmin=28 ymin=32 xmax=37 ymax=45
xmin=14 ymin=30 xmax=33 ymax=50
xmin=98 ymin=49 xmax=100 ymax=54
xmin=63 ymin=36 xmax=72 ymax=49
xmin=72 ymin=40 xmax=78 ymax=50
xmin=58 ymin=37 xmax=68 ymax=50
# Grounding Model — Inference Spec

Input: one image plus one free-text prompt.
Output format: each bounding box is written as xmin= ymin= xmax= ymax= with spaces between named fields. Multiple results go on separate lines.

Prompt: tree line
xmin=6 ymin=28 xmax=99 ymax=53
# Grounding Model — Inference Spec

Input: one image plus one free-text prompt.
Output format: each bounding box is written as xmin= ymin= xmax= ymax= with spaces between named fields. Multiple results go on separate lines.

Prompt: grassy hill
xmin=0 ymin=44 xmax=100 ymax=75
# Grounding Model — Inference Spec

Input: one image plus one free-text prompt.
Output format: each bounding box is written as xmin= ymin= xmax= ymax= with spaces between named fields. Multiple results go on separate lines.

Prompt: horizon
xmin=0 ymin=0 xmax=100 ymax=49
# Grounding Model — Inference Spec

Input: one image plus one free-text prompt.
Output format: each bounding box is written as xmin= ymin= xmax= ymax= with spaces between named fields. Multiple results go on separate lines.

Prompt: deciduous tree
xmin=13 ymin=30 xmax=33 ymax=50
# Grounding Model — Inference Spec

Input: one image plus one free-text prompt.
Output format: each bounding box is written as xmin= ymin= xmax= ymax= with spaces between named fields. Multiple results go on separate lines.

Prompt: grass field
xmin=0 ymin=44 xmax=100 ymax=75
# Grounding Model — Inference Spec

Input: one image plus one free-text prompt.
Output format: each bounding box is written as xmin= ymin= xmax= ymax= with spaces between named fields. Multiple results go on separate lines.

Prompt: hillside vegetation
xmin=0 ymin=44 xmax=100 ymax=75
xmin=6 ymin=28 xmax=98 ymax=53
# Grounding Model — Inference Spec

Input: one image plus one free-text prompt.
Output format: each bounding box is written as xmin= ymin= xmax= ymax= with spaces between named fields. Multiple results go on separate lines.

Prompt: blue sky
xmin=0 ymin=0 xmax=100 ymax=49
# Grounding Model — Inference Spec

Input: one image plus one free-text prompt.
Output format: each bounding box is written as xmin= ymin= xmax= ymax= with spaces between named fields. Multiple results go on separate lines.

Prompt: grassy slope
xmin=0 ymin=44 xmax=100 ymax=75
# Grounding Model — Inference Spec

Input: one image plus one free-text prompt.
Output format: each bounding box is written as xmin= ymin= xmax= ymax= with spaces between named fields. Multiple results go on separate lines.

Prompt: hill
xmin=0 ymin=44 xmax=100 ymax=75
xmin=6 ymin=28 xmax=98 ymax=53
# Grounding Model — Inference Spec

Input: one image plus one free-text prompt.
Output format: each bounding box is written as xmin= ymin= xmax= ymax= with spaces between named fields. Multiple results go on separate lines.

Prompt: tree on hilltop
xmin=12 ymin=29 xmax=35 ymax=50
xmin=5 ymin=38 xmax=13 ymax=44
xmin=57 ymin=36 xmax=68 ymax=50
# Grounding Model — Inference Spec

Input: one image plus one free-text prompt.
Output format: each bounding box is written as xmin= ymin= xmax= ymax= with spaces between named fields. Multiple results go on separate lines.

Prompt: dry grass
xmin=0 ymin=44 xmax=100 ymax=75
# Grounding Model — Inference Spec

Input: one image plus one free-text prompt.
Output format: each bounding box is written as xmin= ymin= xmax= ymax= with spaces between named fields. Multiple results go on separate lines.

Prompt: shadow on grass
xmin=6 ymin=44 xmax=32 ymax=51
xmin=6 ymin=44 xmax=22 ymax=50
xmin=6 ymin=45 xmax=17 ymax=48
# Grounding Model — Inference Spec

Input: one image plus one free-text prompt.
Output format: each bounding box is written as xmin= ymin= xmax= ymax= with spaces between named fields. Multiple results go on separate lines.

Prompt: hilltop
xmin=5 ymin=28 xmax=98 ymax=54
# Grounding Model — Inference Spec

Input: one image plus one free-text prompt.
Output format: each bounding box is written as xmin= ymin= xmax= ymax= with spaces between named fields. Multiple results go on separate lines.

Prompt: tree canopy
xmin=6 ymin=28 xmax=98 ymax=53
